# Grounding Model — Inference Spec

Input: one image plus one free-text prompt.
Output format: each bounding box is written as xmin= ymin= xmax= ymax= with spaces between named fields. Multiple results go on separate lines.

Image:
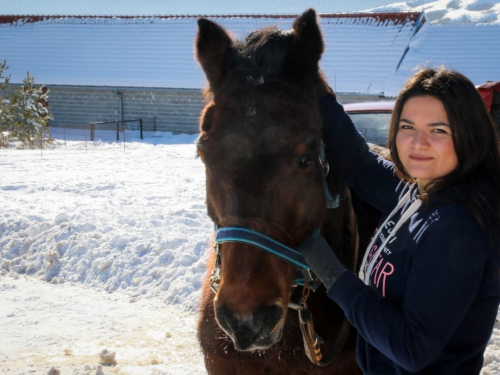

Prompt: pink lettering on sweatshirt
xmin=371 ymin=260 xmax=394 ymax=297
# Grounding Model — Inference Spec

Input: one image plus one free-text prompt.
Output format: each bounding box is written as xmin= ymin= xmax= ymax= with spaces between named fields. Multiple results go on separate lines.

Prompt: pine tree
xmin=0 ymin=60 xmax=11 ymax=148
xmin=8 ymin=71 xmax=54 ymax=149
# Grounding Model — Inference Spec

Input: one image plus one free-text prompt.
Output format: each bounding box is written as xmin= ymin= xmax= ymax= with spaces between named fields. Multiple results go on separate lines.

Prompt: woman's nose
xmin=411 ymin=130 xmax=429 ymax=148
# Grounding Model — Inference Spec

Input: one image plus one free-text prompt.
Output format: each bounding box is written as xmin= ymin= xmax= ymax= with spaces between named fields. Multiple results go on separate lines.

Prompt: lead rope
xmin=296 ymin=283 xmax=323 ymax=364
xmin=359 ymin=187 xmax=421 ymax=284
xmin=290 ymin=195 xmax=359 ymax=367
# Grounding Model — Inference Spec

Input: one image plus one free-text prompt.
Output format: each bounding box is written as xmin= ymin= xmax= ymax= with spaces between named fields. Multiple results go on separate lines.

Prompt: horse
xmin=195 ymin=9 xmax=378 ymax=374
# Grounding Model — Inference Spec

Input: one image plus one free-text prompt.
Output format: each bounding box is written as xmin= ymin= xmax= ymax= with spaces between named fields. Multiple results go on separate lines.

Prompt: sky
xmin=1 ymin=0 xmax=415 ymax=15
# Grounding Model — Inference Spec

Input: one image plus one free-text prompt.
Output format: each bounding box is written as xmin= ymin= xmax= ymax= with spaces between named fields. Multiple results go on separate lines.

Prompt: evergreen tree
xmin=0 ymin=60 xmax=10 ymax=148
xmin=8 ymin=71 xmax=54 ymax=149
xmin=0 ymin=60 xmax=9 ymax=90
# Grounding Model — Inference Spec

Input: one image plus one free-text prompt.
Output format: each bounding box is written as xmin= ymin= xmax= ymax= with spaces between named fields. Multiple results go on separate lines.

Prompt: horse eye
xmin=299 ymin=154 xmax=313 ymax=169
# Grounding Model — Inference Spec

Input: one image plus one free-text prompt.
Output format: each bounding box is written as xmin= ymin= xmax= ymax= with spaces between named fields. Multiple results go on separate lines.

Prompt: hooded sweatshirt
xmin=320 ymin=94 xmax=500 ymax=374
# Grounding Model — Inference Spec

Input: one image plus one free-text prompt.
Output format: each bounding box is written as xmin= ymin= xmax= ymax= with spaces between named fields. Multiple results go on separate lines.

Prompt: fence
xmin=0 ymin=121 xmax=145 ymax=159
xmin=90 ymin=119 xmax=144 ymax=142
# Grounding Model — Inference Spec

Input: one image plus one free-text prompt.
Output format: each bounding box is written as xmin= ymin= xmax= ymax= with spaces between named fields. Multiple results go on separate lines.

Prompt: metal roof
xmin=0 ymin=12 xmax=421 ymax=25
xmin=385 ymin=22 xmax=500 ymax=95
xmin=0 ymin=13 xmax=422 ymax=95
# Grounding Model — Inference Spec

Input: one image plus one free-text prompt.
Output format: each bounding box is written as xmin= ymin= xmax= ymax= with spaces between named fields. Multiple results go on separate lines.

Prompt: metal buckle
xmin=321 ymin=159 xmax=330 ymax=176
xmin=209 ymin=242 xmax=222 ymax=294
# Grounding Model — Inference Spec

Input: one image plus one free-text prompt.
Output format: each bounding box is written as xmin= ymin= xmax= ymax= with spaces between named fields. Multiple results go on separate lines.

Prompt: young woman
xmin=297 ymin=67 xmax=500 ymax=374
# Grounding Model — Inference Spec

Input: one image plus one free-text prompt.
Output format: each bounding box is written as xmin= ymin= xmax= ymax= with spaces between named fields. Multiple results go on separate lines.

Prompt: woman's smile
xmin=396 ymin=95 xmax=459 ymax=191
xmin=409 ymin=154 xmax=433 ymax=161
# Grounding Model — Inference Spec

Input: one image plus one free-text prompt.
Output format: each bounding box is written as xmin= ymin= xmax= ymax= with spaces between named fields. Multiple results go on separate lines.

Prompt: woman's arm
xmin=327 ymin=212 xmax=493 ymax=372
xmin=320 ymin=93 xmax=401 ymax=211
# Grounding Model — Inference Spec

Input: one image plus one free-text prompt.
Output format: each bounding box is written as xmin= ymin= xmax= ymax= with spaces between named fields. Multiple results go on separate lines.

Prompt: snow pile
xmin=368 ymin=0 xmax=500 ymax=24
xmin=0 ymin=131 xmax=211 ymax=311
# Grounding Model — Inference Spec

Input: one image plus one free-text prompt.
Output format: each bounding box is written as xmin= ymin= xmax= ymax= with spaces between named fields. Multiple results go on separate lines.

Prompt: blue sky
xmin=2 ymin=0 xmax=403 ymax=15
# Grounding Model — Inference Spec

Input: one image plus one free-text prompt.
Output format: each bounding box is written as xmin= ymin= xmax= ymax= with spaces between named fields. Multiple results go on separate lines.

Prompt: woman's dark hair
xmin=387 ymin=67 xmax=500 ymax=234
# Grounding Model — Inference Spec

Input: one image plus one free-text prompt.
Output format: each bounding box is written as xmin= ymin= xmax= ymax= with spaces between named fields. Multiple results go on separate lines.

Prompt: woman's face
xmin=396 ymin=95 xmax=458 ymax=191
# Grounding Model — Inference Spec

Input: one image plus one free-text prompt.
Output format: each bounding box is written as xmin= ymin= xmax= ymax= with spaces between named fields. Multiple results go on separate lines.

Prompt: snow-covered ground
xmin=0 ymin=131 xmax=210 ymax=312
xmin=0 ymin=275 xmax=205 ymax=375
xmin=0 ymin=131 xmax=211 ymax=374
xmin=2 ymin=131 xmax=500 ymax=374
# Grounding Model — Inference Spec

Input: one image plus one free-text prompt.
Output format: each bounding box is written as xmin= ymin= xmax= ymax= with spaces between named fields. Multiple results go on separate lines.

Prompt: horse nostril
xmin=253 ymin=304 xmax=282 ymax=333
xmin=214 ymin=303 xmax=238 ymax=335
xmin=215 ymin=303 xmax=284 ymax=351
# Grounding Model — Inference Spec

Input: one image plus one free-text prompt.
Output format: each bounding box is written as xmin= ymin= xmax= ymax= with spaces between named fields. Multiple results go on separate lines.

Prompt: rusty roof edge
xmin=0 ymin=12 xmax=422 ymax=25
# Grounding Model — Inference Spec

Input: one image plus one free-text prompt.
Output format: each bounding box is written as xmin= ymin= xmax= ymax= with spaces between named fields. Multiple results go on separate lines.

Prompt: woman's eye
xmin=299 ymin=155 xmax=313 ymax=169
xmin=400 ymin=124 xmax=413 ymax=130
xmin=432 ymin=128 xmax=447 ymax=134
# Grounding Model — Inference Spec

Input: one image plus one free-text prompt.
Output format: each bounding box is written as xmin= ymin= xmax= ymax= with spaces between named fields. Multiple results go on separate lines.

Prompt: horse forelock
xmin=239 ymin=27 xmax=294 ymax=77
xmin=202 ymin=24 xmax=328 ymax=100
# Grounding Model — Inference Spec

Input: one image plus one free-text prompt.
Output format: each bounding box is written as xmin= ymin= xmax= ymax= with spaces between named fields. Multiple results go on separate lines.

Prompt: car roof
xmin=343 ymin=101 xmax=395 ymax=113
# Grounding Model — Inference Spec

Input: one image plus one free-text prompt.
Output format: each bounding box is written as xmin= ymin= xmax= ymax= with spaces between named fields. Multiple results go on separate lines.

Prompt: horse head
xmin=195 ymin=9 xmax=346 ymax=352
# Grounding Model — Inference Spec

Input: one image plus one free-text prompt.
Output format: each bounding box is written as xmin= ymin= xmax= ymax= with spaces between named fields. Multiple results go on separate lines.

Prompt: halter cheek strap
xmin=320 ymin=143 xmax=340 ymax=209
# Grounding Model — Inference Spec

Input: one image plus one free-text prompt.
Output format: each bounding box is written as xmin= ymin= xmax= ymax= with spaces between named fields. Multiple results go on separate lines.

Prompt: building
xmin=0 ymin=12 xmax=426 ymax=133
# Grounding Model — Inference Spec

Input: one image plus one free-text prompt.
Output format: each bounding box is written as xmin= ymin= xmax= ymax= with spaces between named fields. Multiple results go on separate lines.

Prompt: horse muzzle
xmin=214 ymin=302 xmax=285 ymax=351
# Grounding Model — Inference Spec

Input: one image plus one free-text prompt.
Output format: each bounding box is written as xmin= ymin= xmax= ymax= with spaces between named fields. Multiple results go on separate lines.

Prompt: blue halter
xmin=210 ymin=143 xmax=339 ymax=292
xmin=319 ymin=144 xmax=340 ymax=209
xmin=215 ymin=226 xmax=310 ymax=270
xmin=213 ymin=225 xmax=321 ymax=290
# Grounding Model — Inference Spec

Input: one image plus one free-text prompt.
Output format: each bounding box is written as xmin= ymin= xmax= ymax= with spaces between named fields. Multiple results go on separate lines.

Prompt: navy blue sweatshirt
xmin=321 ymin=94 xmax=500 ymax=374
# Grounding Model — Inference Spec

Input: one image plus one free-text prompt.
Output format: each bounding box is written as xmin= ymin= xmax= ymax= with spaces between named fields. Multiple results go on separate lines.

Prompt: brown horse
xmin=195 ymin=9 xmax=377 ymax=374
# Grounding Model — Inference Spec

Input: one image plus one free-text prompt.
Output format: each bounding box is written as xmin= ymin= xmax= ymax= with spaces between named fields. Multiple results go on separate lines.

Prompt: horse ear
xmin=196 ymin=18 xmax=234 ymax=93
xmin=287 ymin=8 xmax=324 ymax=80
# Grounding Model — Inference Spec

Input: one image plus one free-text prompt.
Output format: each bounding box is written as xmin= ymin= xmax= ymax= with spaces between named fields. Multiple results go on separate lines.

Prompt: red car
xmin=343 ymin=101 xmax=394 ymax=146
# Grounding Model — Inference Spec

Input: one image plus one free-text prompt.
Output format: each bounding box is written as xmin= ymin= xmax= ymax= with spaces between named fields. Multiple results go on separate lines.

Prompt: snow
xmin=2 ymin=130 xmax=500 ymax=374
xmin=0 ymin=275 xmax=204 ymax=374
xmin=0 ymin=131 xmax=210 ymax=374
xmin=368 ymin=0 xmax=500 ymax=24
xmin=0 ymin=131 xmax=210 ymax=312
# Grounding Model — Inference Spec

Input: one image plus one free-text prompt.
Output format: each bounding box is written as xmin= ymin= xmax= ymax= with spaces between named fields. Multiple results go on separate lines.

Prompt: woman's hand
xmin=296 ymin=237 xmax=347 ymax=290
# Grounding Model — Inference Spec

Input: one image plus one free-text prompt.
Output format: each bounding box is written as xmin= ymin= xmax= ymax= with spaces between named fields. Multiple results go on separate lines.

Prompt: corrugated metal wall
xmin=38 ymin=86 xmax=385 ymax=134
xmin=46 ymin=86 xmax=205 ymax=134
